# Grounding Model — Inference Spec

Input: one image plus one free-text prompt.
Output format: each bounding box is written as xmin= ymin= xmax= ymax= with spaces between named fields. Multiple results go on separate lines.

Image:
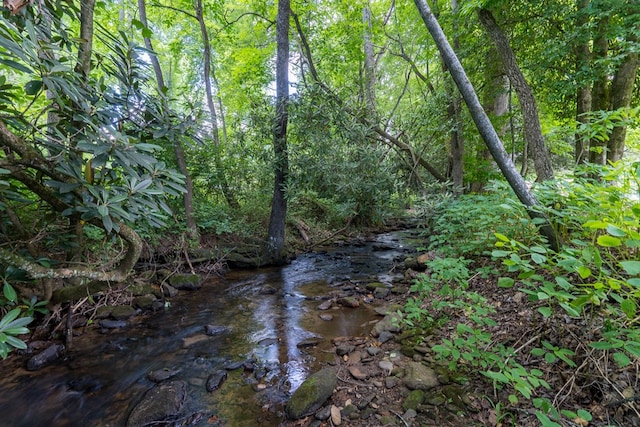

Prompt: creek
xmin=0 ymin=231 xmax=418 ymax=426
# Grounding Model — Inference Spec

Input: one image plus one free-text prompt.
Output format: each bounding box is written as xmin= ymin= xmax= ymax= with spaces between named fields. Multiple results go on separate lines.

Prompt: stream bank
xmin=2 ymin=229 xmax=478 ymax=426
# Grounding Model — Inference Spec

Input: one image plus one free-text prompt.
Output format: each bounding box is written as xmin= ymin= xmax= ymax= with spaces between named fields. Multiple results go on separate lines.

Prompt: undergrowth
xmin=404 ymin=161 xmax=640 ymax=426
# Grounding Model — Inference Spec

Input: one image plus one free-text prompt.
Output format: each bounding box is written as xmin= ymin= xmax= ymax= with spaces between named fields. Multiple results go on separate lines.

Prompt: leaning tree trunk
xmin=138 ymin=0 xmax=198 ymax=241
xmin=195 ymin=0 xmax=240 ymax=211
xmin=266 ymin=0 xmax=290 ymax=264
xmin=477 ymin=8 xmax=554 ymax=182
xmin=413 ymin=0 xmax=559 ymax=251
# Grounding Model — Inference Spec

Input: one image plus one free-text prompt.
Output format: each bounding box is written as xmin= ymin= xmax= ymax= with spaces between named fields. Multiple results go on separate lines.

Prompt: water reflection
xmin=0 ymin=231 xmax=414 ymax=426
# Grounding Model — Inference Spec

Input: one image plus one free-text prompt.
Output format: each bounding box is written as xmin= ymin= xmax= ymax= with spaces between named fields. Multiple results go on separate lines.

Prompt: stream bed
xmin=0 ymin=231 xmax=419 ymax=426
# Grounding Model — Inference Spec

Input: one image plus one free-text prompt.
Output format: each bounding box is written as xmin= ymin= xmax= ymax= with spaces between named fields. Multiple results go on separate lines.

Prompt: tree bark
xmin=75 ymin=0 xmax=95 ymax=78
xmin=477 ymin=8 xmax=554 ymax=182
xmin=588 ymin=15 xmax=609 ymax=165
xmin=195 ymin=0 xmax=240 ymax=211
xmin=266 ymin=0 xmax=290 ymax=264
xmin=137 ymin=0 xmax=198 ymax=240
xmin=362 ymin=5 xmax=377 ymax=113
xmin=446 ymin=0 xmax=463 ymax=191
xmin=413 ymin=0 xmax=559 ymax=251
xmin=607 ymin=38 xmax=638 ymax=162
xmin=574 ymin=0 xmax=591 ymax=165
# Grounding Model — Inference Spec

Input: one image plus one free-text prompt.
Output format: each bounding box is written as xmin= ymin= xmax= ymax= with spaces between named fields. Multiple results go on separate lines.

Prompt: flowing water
xmin=0 ymin=231 xmax=418 ymax=426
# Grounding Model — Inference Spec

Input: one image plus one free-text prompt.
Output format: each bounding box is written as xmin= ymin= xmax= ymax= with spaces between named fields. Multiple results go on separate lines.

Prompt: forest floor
xmin=278 ymin=224 xmax=638 ymax=427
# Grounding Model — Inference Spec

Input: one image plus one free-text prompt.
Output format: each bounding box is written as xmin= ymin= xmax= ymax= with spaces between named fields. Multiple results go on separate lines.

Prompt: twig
xmin=389 ymin=408 xmax=410 ymax=427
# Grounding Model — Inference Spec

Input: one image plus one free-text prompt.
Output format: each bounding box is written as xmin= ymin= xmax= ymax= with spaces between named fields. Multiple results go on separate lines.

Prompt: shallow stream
xmin=0 ymin=231 xmax=418 ymax=426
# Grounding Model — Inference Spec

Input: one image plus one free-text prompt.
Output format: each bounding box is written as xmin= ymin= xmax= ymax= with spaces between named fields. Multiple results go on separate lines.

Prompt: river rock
xmin=111 ymin=305 xmax=137 ymax=320
xmin=285 ymin=367 xmax=337 ymax=419
xmin=26 ymin=344 xmax=65 ymax=371
xmin=168 ymin=273 xmax=203 ymax=291
xmin=371 ymin=312 xmax=402 ymax=337
xmin=403 ymin=389 xmax=426 ymax=410
xmin=161 ymin=283 xmax=178 ymax=297
xmin=126 ymin=380 xmax=187 ymax=427
xmin=148 ymin=368 xmax=181 ymax=383
xmin=99 ymin=319 xmax=128 ymax=329
xmin=338 ymin=296 xmax=359 ymax=308
xmin=132 ymin=294 xmax=156 ymax=309
xmin=205 ymin=325 xmax=230 ymax=336
xmin=403 ymin=362 xmax=439 ymax=391
xmin=206 ymin=370 xmax=227 ymax=392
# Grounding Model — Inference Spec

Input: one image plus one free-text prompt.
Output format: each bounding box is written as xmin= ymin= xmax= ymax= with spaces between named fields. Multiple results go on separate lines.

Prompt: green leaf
xmin=0 ymin=58 xmax=32 ymax=73
xmin=531 ymin=253 xmax=547 ymax=264
xmin=494 ymin=232 xmax=510 ymax=242
xmin=583 ymin=220 xmax=608 ymax=229
xmin=577 ymin=266 xmax=591 ymax=279
xmin=613 ymin=351 xmax=631 ymax=367
xmin=606 ymin=224 xmax=626 ymax=237
xmin=3 ymin=283 xmax=17 ymax=303
xmin=497 ymin=277 xmax=515 ymax=288
xmin=142 ymin=27 xmax=153 ymax=39
xmin=621 ymin=298 xmax=636 ymax=318
xmin=538 ymin=307 xmax=552 ymax=318
xmin=597 ymin=235 xmax=621 ymax=247
xmin=0 ymin=308 xmax=20 ymax=329
xmin=620 ymin=261 xmax=640 ymax=276
xmin=24 ymin=80 xmax=42 ymax=95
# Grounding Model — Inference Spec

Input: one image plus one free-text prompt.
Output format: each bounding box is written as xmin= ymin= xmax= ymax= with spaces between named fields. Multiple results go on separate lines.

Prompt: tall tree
xmin=574 ymin=0 xmax=591 ymax=165
xmin=137 ymin=0 xmax=198 ymax=241
xmin=413 ymin=0 xmax=559 ymax=250
xmin=477 ymin=8 xmax=554 ymax=182
xmin=266 ymin=0 xmax=290 ymax=263
xmin=194 ymin=0 xmax=240 ymax=211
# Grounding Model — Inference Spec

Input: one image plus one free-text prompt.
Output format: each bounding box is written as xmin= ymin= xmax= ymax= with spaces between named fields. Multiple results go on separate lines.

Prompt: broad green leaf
xmin=3 ymin=283 xmax=17 ymax=303
xmin=620 ymin=261 xmax=640 ymax=276
xmin=494 ymin=232 xmax=510 ymax=242
xmin=531 ymin=253 xmax=547 ymax=264
xmin=606 ymin=224 xmax=626 ymax=237
xmin=497 ymin=277 xmax=514 ymax=288
xmin=613 ymin=352 xmax=631 ymax=367
xmin=583 ymin=220 xmax=608 ymax=229
xmin=538 ymin=307 xmax=552 ymax=318
xmin=577 ymin=266 xmax=591 ymax=279
xmin=597 ymin=235 xmax=621 ymax=247
xmin=24 ymin=80 xmax=42 ymax=95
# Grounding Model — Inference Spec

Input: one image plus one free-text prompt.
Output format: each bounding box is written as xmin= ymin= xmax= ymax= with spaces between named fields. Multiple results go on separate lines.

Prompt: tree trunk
xmin=195 ymin=0 xmax=240 ymax=211
xmin=75 ymin=0 xmax=95 ymax=78
xmin=574 ymin=0 xmax=591 ymax=165
xmin=607 ymin=38 xmax=638 ymax=162
xmin=446 ymin=0 xmax=463 ymax=191
xmin=588 ymin=15 xmax=609 ymax=165
xmin=266 ymin=0 xmax=290 ymax=264
xmin=137 ymin=0 xmax=198 ymax=240
xmin=362 ymin=5 xmax=376 ymax=114
xmin=477 ymin=8 xmax=554 ymax=182
xmin=413 ymin=0 xmax=559 ymax=251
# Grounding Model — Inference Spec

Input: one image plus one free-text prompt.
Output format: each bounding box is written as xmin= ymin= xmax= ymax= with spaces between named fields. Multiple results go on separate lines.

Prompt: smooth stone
xmin=285 ymin=368 xmax=337 ymax=419
xmin=126 ymin=380 xmax=187 ymax=427
xmin=168 ymin=273 xmax=203 ymax=291
xmin=348 ymin=365 xmax=368 ymax=380
xmin=403 ymin=362 xmax=439 ymax=391
xmin=99 ymin=319 xmax=128 ymax=329
xmin=204 ymin=325 xmax=230 ymax=336
xmin=206 ymin=370 xmax=227 ymax=392
xmin=26 ymin=344 xmax=65 ymax=371
xmin=148 ymin=368 xmax=180 ymax=383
